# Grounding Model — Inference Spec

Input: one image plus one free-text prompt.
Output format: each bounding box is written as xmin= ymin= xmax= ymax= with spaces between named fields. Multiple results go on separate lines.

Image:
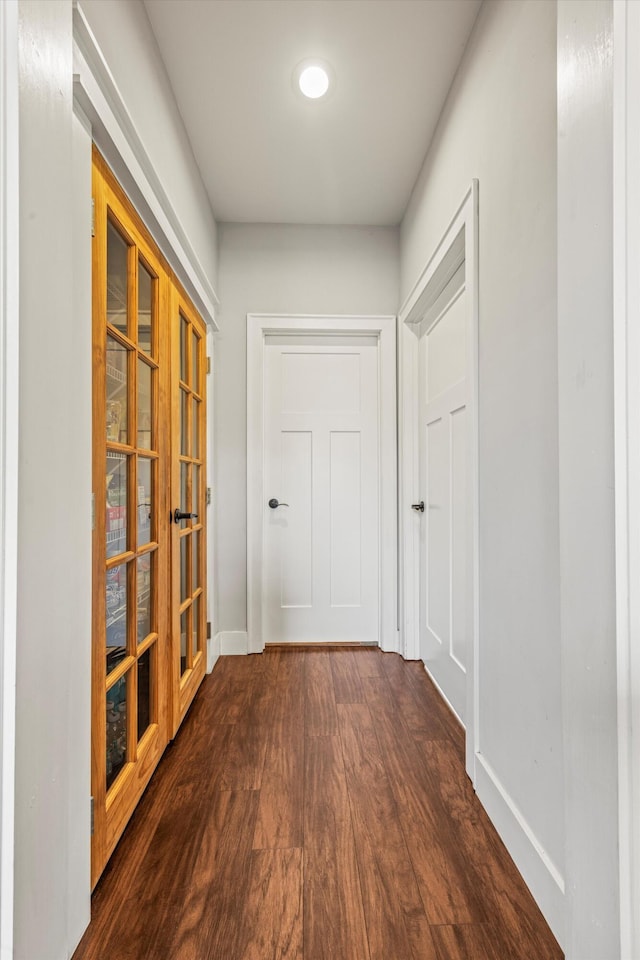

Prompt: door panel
xmin=419 ymin=288 xmax=470 ymax=723
xmin=330 ymin=431 xmax=362 ymax=606
xmin=264 ymin=339 xmax=378 ymax=644
xmin=280 ymin=430 xmax=312 ymax=608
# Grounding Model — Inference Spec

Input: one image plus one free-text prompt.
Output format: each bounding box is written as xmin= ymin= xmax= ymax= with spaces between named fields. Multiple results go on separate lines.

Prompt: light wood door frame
xmin=398 ymin=181 xmax=479 ymax=781
xmin=247 ymin=314 xmax=397 ymax=654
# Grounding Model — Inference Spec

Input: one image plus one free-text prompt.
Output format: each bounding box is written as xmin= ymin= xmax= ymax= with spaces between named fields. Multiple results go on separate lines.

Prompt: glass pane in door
xmin=180 ymin=535 xmax=189 ymax=602
xmin=192 ymin=530 xmax=200 ymax=590
xmin=180 ymin=315 xmax=188 ymax=383
xmin=106 ymin=670 xmax=129 ymax=790
xmin=107 ymin=222 xmax=129 ymax=335
xmin=180 ymin=609 xmax=188 ymax=676
xmin=137 ymin=554 xmax=152 ymax=643
xmin=137 ymin=647 xmax=152 ymax=741
xmin=138 ymin=259 xmax=153 ymax=355
xmin=192 ymin=397 xmax=199 ymax=458
xmin=192 ymin=594 xmax=200 ymax=659
xmin=137 ymin=359 xmax=153 ymax=449
xmin=191 ymin=330 xmax=199 ymax=389
xmin=106 ymin=337 xmax=128 ymax=444
xmin=106 ymin=564 xmax=127 ymax=673
xmin=180 ymin=389 xmax=188 ymax=455
xmin=137 ymin=456 xmax=152 ymax=546
xmin=106 ymin=454 xmax=127 ymax=558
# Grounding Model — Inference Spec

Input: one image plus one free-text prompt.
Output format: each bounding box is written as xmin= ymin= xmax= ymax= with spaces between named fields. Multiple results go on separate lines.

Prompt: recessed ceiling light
xmin=293 ymin=59 xmax=334 ymax=101
xmin=299 ymin=64 xmax=329 ymax=99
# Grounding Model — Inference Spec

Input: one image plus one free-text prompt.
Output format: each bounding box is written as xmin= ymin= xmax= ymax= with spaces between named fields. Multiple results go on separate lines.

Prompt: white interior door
xmin=263 ymin=336 xmax=379 ymax=644
xmin=418 ymin=287 xmax=472 ymax=722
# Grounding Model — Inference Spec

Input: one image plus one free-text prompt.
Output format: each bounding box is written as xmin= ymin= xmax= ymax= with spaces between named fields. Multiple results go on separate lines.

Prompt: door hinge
xmin=207 ymin=621 xmax=212 ymax=640
xmin=91 ymin=197 xmax=95 ymax=238
xmin=90 ymin=796 xmax=94 ymax=835
xmin=206 ymin=486 xmax=212 ymax=506
xmin=206 ymin=356 xmax=211 ymax=374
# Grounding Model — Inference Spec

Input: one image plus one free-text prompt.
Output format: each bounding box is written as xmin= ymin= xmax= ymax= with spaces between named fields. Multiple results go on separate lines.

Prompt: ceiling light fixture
xmin=294 ymin=59 xmax=333 ymax=100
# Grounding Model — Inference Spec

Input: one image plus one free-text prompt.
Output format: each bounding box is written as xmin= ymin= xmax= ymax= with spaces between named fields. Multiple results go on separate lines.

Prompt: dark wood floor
xmin=73 ymin=648 xmax=563 ymax=960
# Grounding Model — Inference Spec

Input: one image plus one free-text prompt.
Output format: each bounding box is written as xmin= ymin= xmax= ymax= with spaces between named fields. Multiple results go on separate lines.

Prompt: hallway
xmin=73 ymin=648 xmax=562 ymax=959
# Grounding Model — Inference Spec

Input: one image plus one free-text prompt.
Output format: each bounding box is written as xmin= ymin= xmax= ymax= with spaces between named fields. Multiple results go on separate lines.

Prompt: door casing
xmin=398 ymin=182 xmax=479 ymax=781
xmin=247 ymin=314 xmax=397 ymax=654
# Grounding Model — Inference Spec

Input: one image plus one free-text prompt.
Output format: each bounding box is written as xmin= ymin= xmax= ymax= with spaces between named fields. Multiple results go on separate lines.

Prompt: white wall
xmin=400 ymin=0 xmax=564 ymax=943
xmin=80 ymin=0 xmax=218 ymax=293
xmin=558 ymin=2 xmax=619 ymax=958
xmin=15 ymin=3 xmax=91 ymax=958
xmin=216 ymin=224 xmax=399 ymax=635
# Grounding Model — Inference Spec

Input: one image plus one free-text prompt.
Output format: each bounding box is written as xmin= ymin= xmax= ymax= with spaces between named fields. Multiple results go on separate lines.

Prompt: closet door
xmin=170 ymin=290 xmax=207 ymax=734
xmin=91 ymin=150 xmax=170 ymax=887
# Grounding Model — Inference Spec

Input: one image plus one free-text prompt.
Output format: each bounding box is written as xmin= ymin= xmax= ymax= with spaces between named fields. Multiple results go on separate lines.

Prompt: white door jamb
xmin=0 ymin=2 xmax=19 ymax=955
xmin=613 ymin=3 xmax=640 ymax=954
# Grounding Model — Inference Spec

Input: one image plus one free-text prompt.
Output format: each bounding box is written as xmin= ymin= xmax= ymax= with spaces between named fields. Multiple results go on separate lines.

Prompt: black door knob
xmin=173 ymin=508 xmax=199 ymax=523
xmin=411 ymin=501 xmax=425 ymax=513
xmin=268 ymin=498 xmax=289 ymax=509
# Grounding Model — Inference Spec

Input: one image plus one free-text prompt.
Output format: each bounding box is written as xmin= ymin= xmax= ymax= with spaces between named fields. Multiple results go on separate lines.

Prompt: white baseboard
xmin=474 ymin=753 xmax=565 ymax=949
xmin=217 ymin=631 xmax=249 ymax=656
xmin=207 ymin=631 xmax=221 ymax=673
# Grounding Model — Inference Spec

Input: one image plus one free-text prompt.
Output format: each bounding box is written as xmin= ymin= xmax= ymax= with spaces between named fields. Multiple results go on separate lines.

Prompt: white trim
xmin=398 ymin=181 xmax=480 ymax=778
xmin=0 ymin=3 xmax=19 ymax=956
xmin=207 ymin=631 xmax=221 ymax=672
xmin=247 ymin=314 xmax=397 ymax=655
xmin=614 ymin=2 xmax=640 ymax=955
xmin=71 ymin=1 xmax=219 ymax=329
xmin=217 ymin=631 xmax=249 ymax=656
xmin=474 ymin=754 xmax=565 ymax=947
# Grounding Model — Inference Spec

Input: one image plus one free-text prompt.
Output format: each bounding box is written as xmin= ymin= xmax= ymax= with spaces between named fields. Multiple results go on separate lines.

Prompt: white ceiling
xmin=143 ymin=0 xmax=482 ymax=226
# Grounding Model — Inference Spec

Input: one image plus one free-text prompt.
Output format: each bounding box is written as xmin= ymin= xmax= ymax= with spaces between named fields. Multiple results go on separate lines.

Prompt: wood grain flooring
xmin=73 ymin=648 xmax=563 ymax=960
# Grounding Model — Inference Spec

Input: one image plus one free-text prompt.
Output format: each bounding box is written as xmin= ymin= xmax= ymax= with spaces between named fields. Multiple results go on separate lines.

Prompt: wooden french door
xmin=91 ymin=149 xmax=207 ymax=886
xmin=170 ymin=291 xmax=207 ymax=734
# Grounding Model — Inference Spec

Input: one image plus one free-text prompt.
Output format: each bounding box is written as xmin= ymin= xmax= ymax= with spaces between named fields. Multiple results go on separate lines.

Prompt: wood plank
xmin=168 ymin=789 xmax=260 ymax=960
xmin=237 ymin=849 xmax=303 ymax=960
xmin=330 ymin=648 xmax=364 ymax=703
xmin=304 ymin=651 xmax=338 ymax=736
xmin=275 ymin=649 xmax=307 ymax=686
xmin=219 ymin=720 xmax=270 ymax=791
xmin=403 ymin=659 xmax=466 ymax=756
xmin=431 ymin=923 xmax=505 ymax=960
xmin=418 ymin=737 xmax=563 ymax=960
xmin=355 ymin=647 xmax=386 ymax=678
xmin=363 ymin=677 xmax=490 ymax=925
xmin=253 ymin=678 xmax=305 ymax=849
xmin=338 ymin=703 xmax=438 ymax=960
xmin=381 ymin=653 xmax=451 ymax=739
xmin=304 ymin=736 xmax=370 ymax=960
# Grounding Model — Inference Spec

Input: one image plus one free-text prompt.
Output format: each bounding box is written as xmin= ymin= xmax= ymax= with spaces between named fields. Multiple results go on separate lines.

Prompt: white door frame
xmin=0 ymin=1 xmax=19 ymax=956
xmin=613 ymin=3 xmax=640 ymax=954
xmin=247 ymin=314 xmax=397 ymax=655
xmin=398 ymin=182 xmax=479 ymax=779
